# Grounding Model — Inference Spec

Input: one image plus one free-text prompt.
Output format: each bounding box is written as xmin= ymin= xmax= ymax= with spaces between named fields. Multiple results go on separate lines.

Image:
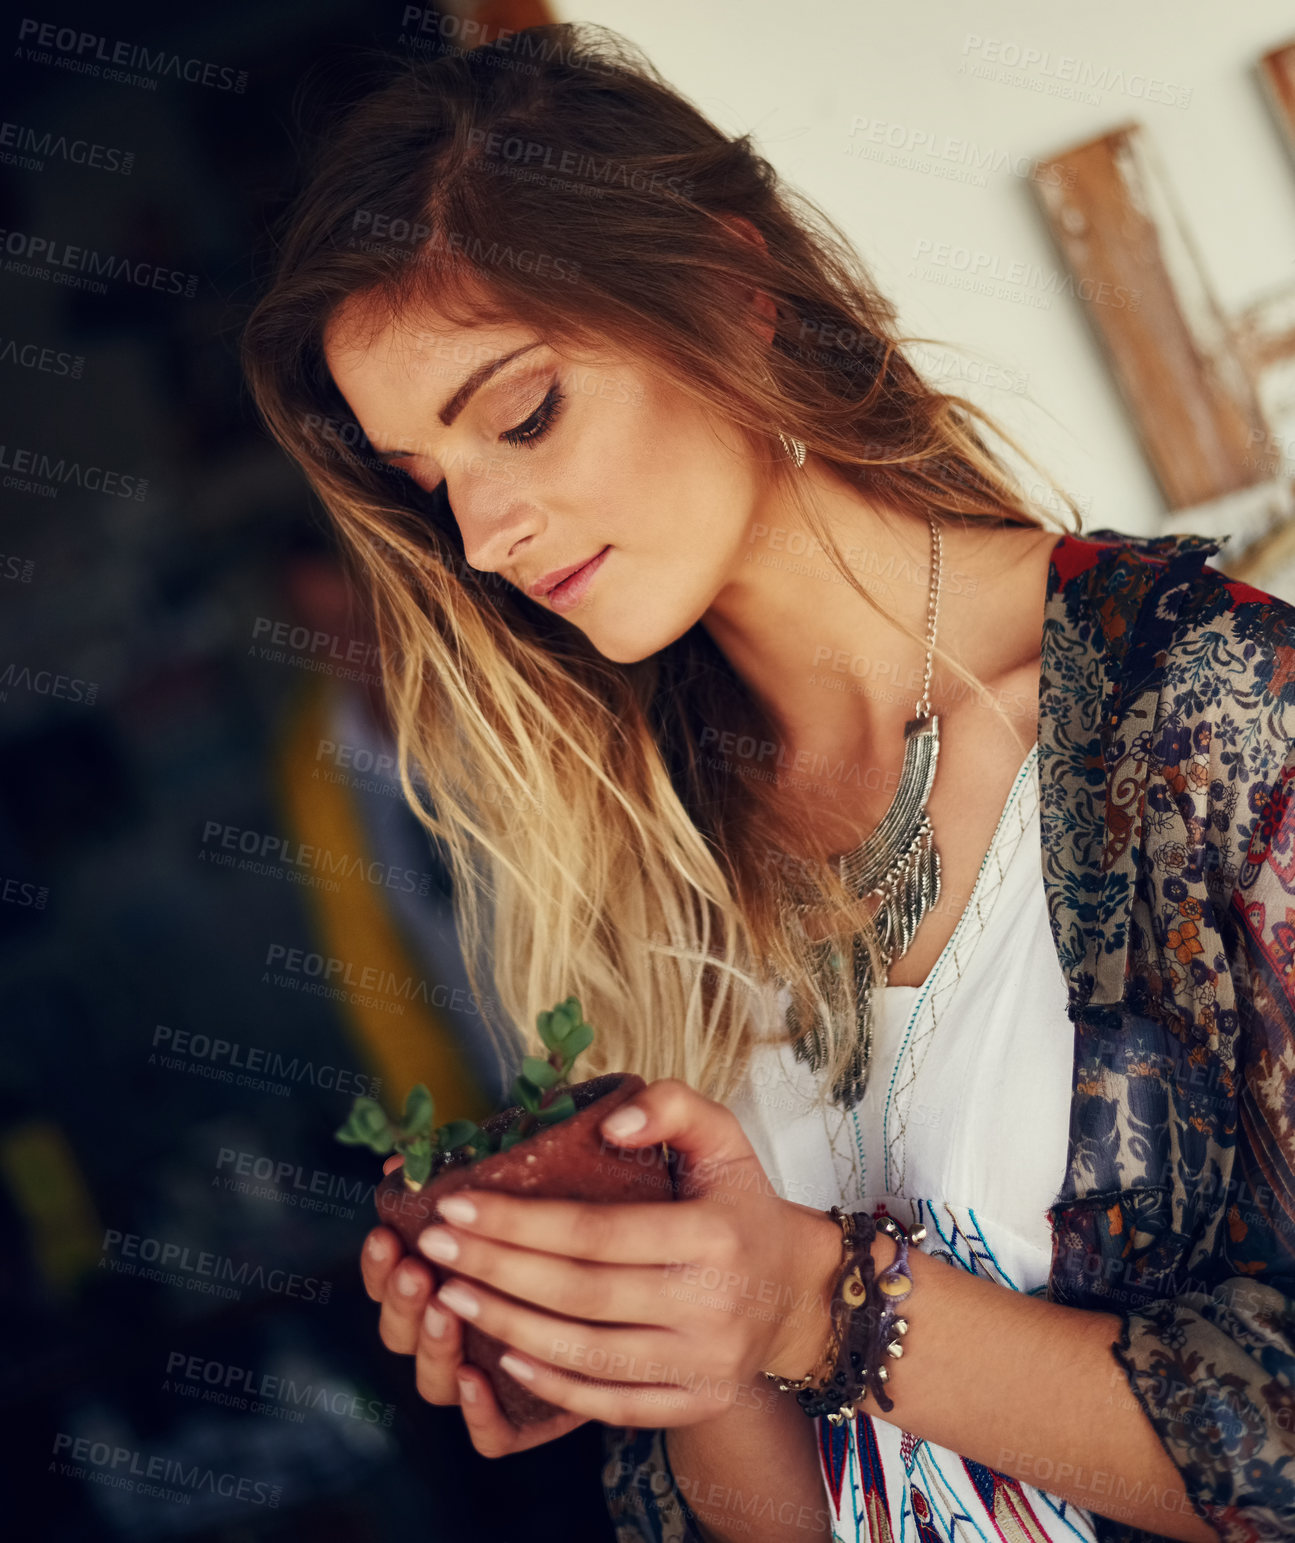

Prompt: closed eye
xmin=500 ymin=382 xmax=564 ymax=448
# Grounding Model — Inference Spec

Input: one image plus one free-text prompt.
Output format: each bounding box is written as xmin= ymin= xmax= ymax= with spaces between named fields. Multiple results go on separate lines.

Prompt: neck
xmin=698 ymin=460 xmax=1036 ymax=765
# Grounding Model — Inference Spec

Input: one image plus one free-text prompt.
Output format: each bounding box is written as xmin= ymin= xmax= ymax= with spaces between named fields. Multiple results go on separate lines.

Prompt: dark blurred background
xmin=0 ymin=1 xmax=617 ymax=1537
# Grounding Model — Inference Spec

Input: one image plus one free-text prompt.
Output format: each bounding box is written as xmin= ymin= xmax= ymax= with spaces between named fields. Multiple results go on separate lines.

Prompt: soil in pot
xmin=376 ymin=1072 xmax=675 ymax=1426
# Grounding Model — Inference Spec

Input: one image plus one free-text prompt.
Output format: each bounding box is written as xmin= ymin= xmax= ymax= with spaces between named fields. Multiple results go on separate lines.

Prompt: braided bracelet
xmin=761 ymin=1207 xmax=874 ymax=1395
xmin=762 ymin=1207 xmax=923 ymax=1422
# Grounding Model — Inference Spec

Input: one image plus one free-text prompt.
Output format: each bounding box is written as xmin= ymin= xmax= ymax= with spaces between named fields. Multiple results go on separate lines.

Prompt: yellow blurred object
xmin=274 ymin=678 xmax=492 ymax=1126
xmin=0 ymin=1119 xmax=102 ymax=1296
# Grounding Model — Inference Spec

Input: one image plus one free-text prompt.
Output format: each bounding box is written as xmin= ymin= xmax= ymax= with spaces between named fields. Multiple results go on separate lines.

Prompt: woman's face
xmin=323 ymin=294 xmax=771 ymax=663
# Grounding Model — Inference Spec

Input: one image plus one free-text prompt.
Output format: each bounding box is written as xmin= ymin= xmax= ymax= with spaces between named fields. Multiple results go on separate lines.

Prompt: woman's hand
xmin=359 ymin=1154 xmax=589 ymax=1455
xmin=415 ymin=1079 xmax=841 ymax=1430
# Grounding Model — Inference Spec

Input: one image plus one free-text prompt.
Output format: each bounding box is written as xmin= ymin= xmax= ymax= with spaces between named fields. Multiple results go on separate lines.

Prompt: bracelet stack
xmin=761 ymin=1205 xmax=923 ymax=1422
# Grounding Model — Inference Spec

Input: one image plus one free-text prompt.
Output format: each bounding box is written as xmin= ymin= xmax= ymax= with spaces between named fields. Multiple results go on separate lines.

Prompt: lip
xmin=528 ymin=546 xmax=610 ymax=600
xmin=543 ymin=546 xmax=610 ymax=613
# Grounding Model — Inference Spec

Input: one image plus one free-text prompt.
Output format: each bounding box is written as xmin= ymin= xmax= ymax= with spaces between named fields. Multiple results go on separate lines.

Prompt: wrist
xmin=762 ymin=1202 xmax=844 ymax=1379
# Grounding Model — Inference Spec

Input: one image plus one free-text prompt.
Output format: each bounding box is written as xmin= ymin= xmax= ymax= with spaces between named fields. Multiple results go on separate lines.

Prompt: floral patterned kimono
xmin=600 ymin=526 xmax=1295 ymax=1543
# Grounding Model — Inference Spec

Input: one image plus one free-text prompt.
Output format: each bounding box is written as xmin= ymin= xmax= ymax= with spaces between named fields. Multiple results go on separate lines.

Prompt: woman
xmin=241 ymin=22 xmax=1295 ymax=1543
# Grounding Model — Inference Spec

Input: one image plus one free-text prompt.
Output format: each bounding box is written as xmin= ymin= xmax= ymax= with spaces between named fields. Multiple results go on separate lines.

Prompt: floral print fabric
xmin=602 ymin=526 xmax=1295 ymax=1542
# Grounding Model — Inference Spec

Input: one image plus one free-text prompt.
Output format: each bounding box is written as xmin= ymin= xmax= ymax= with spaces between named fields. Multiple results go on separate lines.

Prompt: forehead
xmin=322 ymin=291 xmax=537 ymax=396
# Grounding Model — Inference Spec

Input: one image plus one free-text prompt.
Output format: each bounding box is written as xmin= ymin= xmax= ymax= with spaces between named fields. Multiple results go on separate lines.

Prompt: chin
xmin=581 ymin=616 xmax=682 ymax=666
xmin=588 ymin=634 xmax=660 ymax=665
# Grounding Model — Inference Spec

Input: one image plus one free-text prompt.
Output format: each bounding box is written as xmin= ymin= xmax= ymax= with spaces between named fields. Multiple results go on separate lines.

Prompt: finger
xmin=596 ymin=1077 xmax=763 ymax=1202
xmin=433 ymin=1271 xmax=675 ymax=1380
xmin=360 ymin=1227 xmax=403 ymax=1303
xmin=415 ymin=1221 xmax=697 ymax=1327
xmin=487 ymin=1347 xmax=728 ymax=1430
xmin=421 ymin=1187 xmax=730 ymax=1267
xmin=456 ymin=1364 xmax=589 ymax=1457
xmin=413 ymin=1298 xmax=465 ymax=1405
xmin=377 ymin=1255 xmax=437 ymax=1355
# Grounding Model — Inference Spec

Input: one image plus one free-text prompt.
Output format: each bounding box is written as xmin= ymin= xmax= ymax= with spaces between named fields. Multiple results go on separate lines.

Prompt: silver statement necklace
xmin=781 ymin=513 xmax=943 ymax=1109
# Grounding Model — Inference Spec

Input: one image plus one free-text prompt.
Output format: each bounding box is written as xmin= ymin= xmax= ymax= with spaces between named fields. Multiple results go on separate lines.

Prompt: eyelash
xmin=500 ymin=382 xmax=564 ymax=448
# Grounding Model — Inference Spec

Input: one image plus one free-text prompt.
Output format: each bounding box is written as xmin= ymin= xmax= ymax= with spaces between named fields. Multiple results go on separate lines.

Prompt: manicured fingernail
xmin=439 ymin=1195 xmax=477 ymax=1225
xmin=395 ymin=1268 xmax=421 ymax=1297
xmin=458 ymin=1375 xmax=477 ymax=1403
xmin=602 ymin=1104 xmax=646 ymax=1140
xmin=424 ymin=1305 xmax=448 ymax=1338
xmin=437 ymin=1281 xmax=479 ymax=1319
xmin=418 ymin=1228 xmax=460 ymax=1262
xmin=499 ymin=1353 xmax=534 ymax=1383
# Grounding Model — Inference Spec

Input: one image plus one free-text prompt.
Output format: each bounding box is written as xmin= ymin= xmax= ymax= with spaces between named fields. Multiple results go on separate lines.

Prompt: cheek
xmin=558 ymin=409 xmax=660 ymax=532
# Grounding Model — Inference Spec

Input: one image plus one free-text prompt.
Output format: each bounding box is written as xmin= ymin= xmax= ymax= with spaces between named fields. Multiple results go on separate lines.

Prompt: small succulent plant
xmin=333 ymin=995 xmax=596 ymax=1190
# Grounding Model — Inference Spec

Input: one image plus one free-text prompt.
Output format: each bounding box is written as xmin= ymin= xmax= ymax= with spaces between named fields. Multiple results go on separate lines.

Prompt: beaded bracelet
xmin=762 ymin=1206 xmax=923 ymax=1422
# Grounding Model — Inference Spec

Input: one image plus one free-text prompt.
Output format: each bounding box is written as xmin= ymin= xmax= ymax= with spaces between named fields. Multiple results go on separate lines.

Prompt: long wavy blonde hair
xmin=242 ymin=21 xmax=1082 ymax=1111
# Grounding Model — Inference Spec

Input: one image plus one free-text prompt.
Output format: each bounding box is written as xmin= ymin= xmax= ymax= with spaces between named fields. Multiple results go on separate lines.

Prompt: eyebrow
xmin=373 ymin=341 xmax=544 ymax=462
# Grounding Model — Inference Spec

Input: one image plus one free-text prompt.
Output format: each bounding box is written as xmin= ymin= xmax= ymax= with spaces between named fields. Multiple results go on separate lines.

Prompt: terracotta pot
xmin=375 ymin=1073 xmax=675 ymax=1425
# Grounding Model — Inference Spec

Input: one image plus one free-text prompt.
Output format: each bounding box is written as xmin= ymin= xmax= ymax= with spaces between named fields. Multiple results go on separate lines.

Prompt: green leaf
xmin=334 ymin=1098 xmax=395 ymax=1153
xmin=538 ymin=995 xmax=582 ymax=1045
xmin=521 ymin=1055 xmax=560 ymax=1089
xmin=534 ymin=1093 xmax=575 ymax=1124
xmin=401 ymin=1084 xmax=434 ymax=1138
xmin=439 ymin=1121 xmax=481 ymax=1151
xmin=498 ymin=1125 xmax=525 ymax=1152
xmin=514 ymin=1075 xmax=542 ymax=1114
xmin=558 ymin=1022 xmax=593 ymax=1061
xmin=403 ymin=1145 xmax=433 ymax=1186
xmin=550 ymin=997 xmax=581 ymax=1039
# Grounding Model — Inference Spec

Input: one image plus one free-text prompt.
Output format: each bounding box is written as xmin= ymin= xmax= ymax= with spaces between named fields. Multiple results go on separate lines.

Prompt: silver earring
xmin=778 ymin=431 xmax=806 ymax=468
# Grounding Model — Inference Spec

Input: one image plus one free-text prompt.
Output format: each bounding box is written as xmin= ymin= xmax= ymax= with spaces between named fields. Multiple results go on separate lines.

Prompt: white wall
xmin=554 ymin=0 xmax=1295 ymax=538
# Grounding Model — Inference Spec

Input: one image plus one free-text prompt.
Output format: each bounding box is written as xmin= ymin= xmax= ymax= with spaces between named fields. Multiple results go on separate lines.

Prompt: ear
xmin=719 ymin=214 xmax=777 ymax=345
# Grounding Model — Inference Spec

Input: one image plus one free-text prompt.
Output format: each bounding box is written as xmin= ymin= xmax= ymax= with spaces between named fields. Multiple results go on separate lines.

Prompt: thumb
xmin=598 ymin=1077 xmax=755 ymax=1199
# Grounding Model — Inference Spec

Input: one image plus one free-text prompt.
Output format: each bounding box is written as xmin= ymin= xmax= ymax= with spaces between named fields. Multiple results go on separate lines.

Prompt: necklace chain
xmin=780 ymin=515 xmax=944 ymax=1108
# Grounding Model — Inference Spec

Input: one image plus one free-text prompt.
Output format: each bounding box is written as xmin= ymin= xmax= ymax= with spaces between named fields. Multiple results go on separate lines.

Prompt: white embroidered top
xmin=726 ymin=743 xmax=1100 ymax=1541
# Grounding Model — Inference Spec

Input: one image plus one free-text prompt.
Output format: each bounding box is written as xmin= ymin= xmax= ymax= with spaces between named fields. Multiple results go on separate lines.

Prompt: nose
xmin=448 ymin=474 xmax=543 ymax=582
